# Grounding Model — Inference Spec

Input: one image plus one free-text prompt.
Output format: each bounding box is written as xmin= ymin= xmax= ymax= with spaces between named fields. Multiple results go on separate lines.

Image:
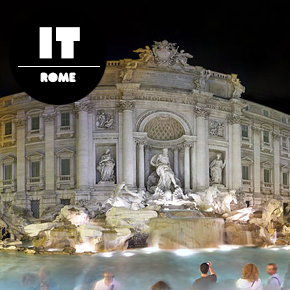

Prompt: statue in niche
xmin=97 ymin=148 xmax=115 ymax=183
xmin=209 ymin=153 xmax=226 ymax=185
xmin=150 ymin=148 xmax=183 ymax=198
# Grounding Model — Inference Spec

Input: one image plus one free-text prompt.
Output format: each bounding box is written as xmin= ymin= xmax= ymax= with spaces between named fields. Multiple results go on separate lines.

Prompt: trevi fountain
xmin=1 ymin=41 xmax=290 ymax=289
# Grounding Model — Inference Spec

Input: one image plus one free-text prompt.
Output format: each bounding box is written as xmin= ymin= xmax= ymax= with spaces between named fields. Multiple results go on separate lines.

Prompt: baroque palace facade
xmin=1 ymin=40 xmax=290 ymax=217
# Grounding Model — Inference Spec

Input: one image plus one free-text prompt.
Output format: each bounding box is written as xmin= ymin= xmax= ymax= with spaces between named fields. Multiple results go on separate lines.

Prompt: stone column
xmin=273 ymin=131 xmax=281 ymax=196
xmin=118 ymin=100 xmax=135 ymax=186
xmin=172 ymin=146 xmax=180 ymax=177
xmin=195 ymin=107 xmax=209 ymax=191
xmin=230 ymin=114 xmax=242 ymax=190
xmin=14 ymin=112 xmax=26 ymax=193
xmin=75 ymin=101 xmax=91 ymax=189
xmin=43 ymin=108 xmax=56 ymax=191
xmin=183 ymin=142 xmax=193 ymax=192
xmin=190 ymin=144 xmax=196 ymax=191
xmin=87 ymin=109 xmax=94 ymax=187
xmin=252 ymin=126 xmax=261 ymax=194
xmin=136 ymin=139 xmax=146 ymax=189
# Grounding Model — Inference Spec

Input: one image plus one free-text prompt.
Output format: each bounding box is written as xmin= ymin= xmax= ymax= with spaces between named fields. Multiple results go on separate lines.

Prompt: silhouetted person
xmin=192 ymin=261 xmax=217 ymax=290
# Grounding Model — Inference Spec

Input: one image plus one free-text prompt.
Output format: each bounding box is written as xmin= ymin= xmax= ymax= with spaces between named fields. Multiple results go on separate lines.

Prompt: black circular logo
xmin=9 ymin=7 xmax=107 ymax=105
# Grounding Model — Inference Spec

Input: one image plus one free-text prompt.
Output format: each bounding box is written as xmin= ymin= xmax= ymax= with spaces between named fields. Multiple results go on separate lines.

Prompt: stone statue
xmin=231 ymin=74 xmax=245 ymax=98
xmin=150 ymin=148 xmax=182 ymax=197
xmin=209 ymin=153 xmax=226 ymax=185
xmin=97 ymin=148 xmax=115 ymax=183
xmin=96 ymin=110 xmax=106 ymax=128
xmin=119 ymin=60 xmax=138 ymax=82
xmin=175 ymin=49 xmax=193 ymax=66
xmin=194 ymin=69 xmax=212 ymax=90
xmin=133 ymin=46 xmax=154 ymax=63
xmin=189 ymin=186 xmax=219 ymax=212
xmin=104 ymin=182 xmax=146 ymax=210
xmin=152 ymin=40 xmax=178 ymax=67
xmin=189 ymin=187 xmax=237 ymax=214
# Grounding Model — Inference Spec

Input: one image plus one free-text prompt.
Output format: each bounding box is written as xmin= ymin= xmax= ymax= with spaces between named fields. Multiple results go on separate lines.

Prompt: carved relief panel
xmin=95 ymin=109 xmax=115 ymax=131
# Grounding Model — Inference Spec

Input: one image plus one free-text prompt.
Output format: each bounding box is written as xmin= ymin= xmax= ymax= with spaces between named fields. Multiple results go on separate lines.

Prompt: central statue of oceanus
xmin=149 ymin=148 xmax=184 ymax=200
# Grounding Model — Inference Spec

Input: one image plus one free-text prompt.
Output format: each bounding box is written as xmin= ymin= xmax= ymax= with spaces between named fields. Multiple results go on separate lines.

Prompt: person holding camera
xmin=191 ymin=261 xmax=217 ymax=290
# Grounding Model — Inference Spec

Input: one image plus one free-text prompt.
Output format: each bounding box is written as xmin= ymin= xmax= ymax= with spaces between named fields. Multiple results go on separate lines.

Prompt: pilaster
xmin=75 ymin=101 xmax=92 ymax=191
xmin=135 ymin=138 xmax=146 ymax=189
xmin=273 ymin=131 xmax=281 ymax=196
xmin=43 ymin=107 xmax=56 ymax=191
xmin=252 ymin=125 xmax=261 ymax=194
xmin=195 ymin=106 xmax=209 ymax=190
xmin=14 ymin=112 xmax=26 ymax=193
xmin=118 ymin=100 xmax=135 ymax=186
xmin=228 ymin=114 xmax=242 ymax=190
xmin=183 ymin=141 xmax=194 ymax=192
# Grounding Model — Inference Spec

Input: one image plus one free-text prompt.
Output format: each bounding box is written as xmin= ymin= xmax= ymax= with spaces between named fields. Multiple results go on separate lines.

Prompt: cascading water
xmin=147 ymin=210 xmax=224 ymax=249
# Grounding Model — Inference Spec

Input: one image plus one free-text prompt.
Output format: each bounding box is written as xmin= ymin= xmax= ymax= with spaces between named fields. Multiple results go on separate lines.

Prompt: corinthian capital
xmin=251 ymin=125 xmax=261 ymax=135
xmin=74 ymin=101 xmax=93 ymax=113
xmin=117 ymin=100 xmax=135 ymax=112
xmin=14 ymin=117 xmax=26 ymax=127
xmin=227 ymin=114 xmax=242 ymax=125
xmin=43 ymin=112 xmax=56 ymax=123
xmin=195 ymin=106 xmax=210 ymax=118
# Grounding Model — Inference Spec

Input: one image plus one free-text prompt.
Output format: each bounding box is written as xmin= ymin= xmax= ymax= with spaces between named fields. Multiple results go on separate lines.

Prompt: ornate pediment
xmin=133 ymin=40 xmax=193 ymax=69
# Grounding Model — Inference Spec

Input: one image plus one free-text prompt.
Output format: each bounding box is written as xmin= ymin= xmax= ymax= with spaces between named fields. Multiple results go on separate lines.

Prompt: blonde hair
xmin=242 ymin=263 xmax=260 ymax=282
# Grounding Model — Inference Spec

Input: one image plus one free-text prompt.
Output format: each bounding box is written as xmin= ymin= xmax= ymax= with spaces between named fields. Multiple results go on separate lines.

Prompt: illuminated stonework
xmin=0 ymin=40 xmax=289 ymax=217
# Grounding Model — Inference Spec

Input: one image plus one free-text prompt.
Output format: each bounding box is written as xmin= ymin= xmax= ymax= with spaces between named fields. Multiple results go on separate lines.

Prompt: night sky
xmin=1 ymin=3 xmax=290 ymax=114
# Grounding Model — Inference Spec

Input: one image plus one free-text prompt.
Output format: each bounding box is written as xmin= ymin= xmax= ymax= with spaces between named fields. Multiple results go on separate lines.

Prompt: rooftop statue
xmin=133 ymin=40 xmax=193 ymax=68
xmin=231 ymin=73 xmax=245 ymax=98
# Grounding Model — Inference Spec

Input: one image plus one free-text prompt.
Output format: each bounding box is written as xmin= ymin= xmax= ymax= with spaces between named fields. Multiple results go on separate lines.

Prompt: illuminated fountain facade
xmin=1 ymin=40 xmax=290 ymax=250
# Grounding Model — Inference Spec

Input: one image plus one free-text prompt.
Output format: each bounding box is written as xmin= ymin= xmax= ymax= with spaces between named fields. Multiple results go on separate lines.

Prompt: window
xmin=4 ymin=122 xmax=12 ymax=136
xmin=282 ymin=116 xmax=287 ymax=123
xmin=282 ymin=136 xmax=287 ymax=148
xmin=26 ymin=152 xmax=44 ymax=190
xmin=283 ymin=172 xmax=288 ymax=186
xmin=61 ymin=159 xmax=70 ymax=176
xmin=242 ymin=125 xmax=248 ymax=138
xmin=263 ymin=110 xmax=269 ymax=117
xmin=264 ymin=169 xmax=270 ymax=183
xmin=31 ymin=200 xmax=40 ymax=218
xmin=60 ymin=199 xmax=71 ymax=206
xmin=0 ymin=155 xmax=16 ymax=192
xmin=263 ymin=131 xmax=269 ymax=143
xmin=4 ymin=164 xmax=12 ymax=181
xmin=56 ymin=148 xmax=75 ymax=189
xmin=242 ymin=166 xmax=249 ymax=180
xmin=31 ymin=116 xmax=39 ymax=131
xmin=31 ymin=161 xmax=40 ymax=178
xmin=26 ymin=109 xmax=44 ymax=143
xmin=4 ymin=100 xmax=12 ymax=107
xmin=61 ymin=112 xmax=70 ymax=127
xmin=56 ymin=106 xmax=74 ymax=138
